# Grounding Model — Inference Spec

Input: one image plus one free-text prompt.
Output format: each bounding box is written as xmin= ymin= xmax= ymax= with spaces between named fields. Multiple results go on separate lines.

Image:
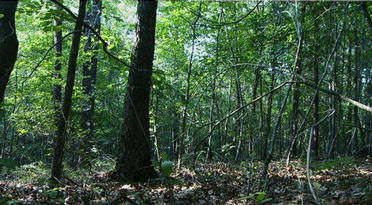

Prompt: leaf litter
xmin=0 ymin=160 xmax=371 ymax=204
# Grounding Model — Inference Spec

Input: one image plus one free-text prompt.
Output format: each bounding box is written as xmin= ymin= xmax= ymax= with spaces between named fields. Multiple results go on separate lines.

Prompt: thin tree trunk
xmin=51 ymin=0 xmax=87 ymax=181
xmin=311 ymin=15 xmax=320 ymax=160
xmin=80 ymin=0 xmax=101 ymax=167
xmin=153 ymin=93 xmax=160 ymax=161
xmin=353 ymin=17 xmax=362 ymax=156
xmin=206 ymin=10 xmax=222 ymax=161
xmin=263 ymin=72 xmax=275 ymax=159
xmin=52 ymin=19 xmax=62 ymax=110
xmin=177 ymin=5 xmax=200 ymax=169
xmin=311 ymin=64 xmax=319 ymax=160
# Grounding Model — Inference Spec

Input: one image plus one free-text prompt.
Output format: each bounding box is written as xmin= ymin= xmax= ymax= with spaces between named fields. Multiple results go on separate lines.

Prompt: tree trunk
xmin=80 ymin=0 xmax=101 ymax=167
xmin=0 ymin=0 xmax=18 ymax=104
xmin=263 ymin=72 xmax=275 ymax=159
xmin=311 ymin=64 xmax=319 ymax=160
xmin=51 ymin=0 xmax=87 ymax=181
xmin=52 ymin=19 xmax=62 ymax=109
xmin=114 ymin=0 xmax=158 ymax=182
xmin=206 ymin=13 xmax=221 ymax=161
xmin=177 ymin=5 xmax=200 ymax=169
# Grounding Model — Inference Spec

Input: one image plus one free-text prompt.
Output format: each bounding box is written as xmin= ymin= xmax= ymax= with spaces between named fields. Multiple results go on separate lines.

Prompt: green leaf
xmin=161 ymin=160 xmax=173 ymax=177
xmin=0 ymin=158 xmax=17 ymax=169
xmin=0 ymin=13 xmax=4 ymax=19
xmin=238 ymin=194 xmax=255 ymax=200
xmin=255 ymin=192 xmax=266 ymax=202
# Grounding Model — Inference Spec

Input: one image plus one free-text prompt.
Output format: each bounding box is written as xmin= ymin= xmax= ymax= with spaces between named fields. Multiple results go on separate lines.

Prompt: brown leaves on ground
xmin=0 ymin=160 xmax=371 ymax=204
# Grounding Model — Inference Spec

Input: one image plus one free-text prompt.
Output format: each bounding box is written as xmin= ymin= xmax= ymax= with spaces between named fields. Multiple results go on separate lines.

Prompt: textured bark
xmin=0 ymin=0 xmax=18 ymax=103
xmin=51 ymin=0 xmax=87 ymax=180
xmin=114 ymin=0 xmax=158 ymax=182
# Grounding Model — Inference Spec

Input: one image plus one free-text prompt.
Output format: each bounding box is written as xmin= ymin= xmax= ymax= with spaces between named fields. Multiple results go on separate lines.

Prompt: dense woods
xmin=0 ymin=0 xmax=371 ymax=204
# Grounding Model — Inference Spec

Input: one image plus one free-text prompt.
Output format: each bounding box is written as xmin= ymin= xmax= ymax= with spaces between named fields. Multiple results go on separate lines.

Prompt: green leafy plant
xmin=152 ymin=152 xmax=174 ymax=177
xmin=161 ymin=160 xmax=173 ymax=177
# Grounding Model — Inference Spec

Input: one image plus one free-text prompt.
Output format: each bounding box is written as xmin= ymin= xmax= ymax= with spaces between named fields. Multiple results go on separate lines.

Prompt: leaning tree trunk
xmin=114 ymin=0 xmax=158 ymax=182
xmin=51 ymin=0 xmax=87 ymax=181
xmin=0 ymin=0 xmax=18 ymax=104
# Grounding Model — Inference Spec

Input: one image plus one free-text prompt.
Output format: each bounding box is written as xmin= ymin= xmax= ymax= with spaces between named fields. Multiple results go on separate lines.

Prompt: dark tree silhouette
xmin=114 ymin=0 xmax=158 ymax=182
xmin=0 ymin=0 xmax=18 ymax=103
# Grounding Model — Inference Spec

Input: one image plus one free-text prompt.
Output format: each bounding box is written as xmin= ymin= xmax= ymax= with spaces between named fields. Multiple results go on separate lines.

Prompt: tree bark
xmin=114 ymin=0 xmax=158 ymax=182
xmin=51 ymin=0 xmax=87 ymax=181
xmin=0 ymin=0 xmax=18 ymax=104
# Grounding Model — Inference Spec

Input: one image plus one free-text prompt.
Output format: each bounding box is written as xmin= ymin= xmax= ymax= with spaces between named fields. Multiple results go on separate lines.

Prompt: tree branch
xmin=21 ymin=30 xmax=76 ymax=87
xmin=50 ymin=0 xmax=131 ymax=69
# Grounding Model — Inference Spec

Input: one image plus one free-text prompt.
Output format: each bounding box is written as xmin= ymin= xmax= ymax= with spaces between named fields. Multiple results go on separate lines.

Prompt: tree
xmin=0 ymin=0 xmax=19 ymax=104
xmin=114 ymin=0 xmax=158 ymax=182
xmin=79 ymin=0 xmax=102 ymax=167
xmin=52 ymin=17 xmax=62 ymax=133
xmin=51 ymin=0 xmax=87 ymax=181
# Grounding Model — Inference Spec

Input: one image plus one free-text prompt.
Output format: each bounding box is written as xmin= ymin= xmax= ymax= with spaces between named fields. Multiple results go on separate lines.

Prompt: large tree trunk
xmin=114 ymin=0 xmax=158 ymax=182
xmin=0 ymin=1 xmax=18 ymax=104
xmin=51 ymin=0 xmax=87 ymax=181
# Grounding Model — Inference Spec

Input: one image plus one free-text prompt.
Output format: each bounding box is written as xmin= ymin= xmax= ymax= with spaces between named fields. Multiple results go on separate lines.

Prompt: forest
xmin=0 ymin=0 xmax=371 ymax=204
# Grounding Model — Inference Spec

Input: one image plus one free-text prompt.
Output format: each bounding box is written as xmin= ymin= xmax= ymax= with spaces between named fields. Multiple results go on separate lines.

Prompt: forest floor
xmin=0 ymin=158 xmax=371 ymax=204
